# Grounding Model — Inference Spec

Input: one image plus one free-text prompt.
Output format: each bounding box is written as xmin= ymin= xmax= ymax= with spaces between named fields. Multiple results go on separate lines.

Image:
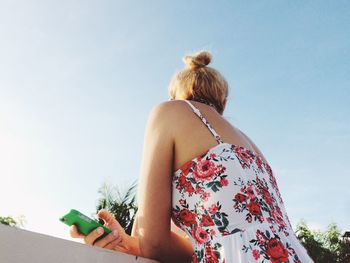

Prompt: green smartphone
xmin=59 ymin=209 xmax=112 ymax=240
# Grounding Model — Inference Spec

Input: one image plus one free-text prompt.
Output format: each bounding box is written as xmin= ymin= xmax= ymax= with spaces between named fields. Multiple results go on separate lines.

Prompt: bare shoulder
xmin=150 ymin=100 xmax=187 ymax=113
xmin=148 ymin=100 xmax=188 ymax=123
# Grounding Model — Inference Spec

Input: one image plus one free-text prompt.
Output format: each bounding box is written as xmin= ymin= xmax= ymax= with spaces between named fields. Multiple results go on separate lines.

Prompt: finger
xmin=70 ymin=225 xmax=85 ymax=238
xmin=93 ymin=230 xmax=121 ymax=248
xmin=97 ymin=209 xmax=115 ymax=226
xmin=84 ymin=227 xmax=104 ymax=245
xmin=103 ymin=235 xmax=123 ymax=250
xmin=97 ymin=209 xmax=125 ymax=234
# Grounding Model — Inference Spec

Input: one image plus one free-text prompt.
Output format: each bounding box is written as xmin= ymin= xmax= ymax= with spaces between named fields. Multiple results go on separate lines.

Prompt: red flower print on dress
xmin=252 ymin=249 xmax=260 ymax=260
xmin=255 ymin=155 xmax=264 ymax=172
xmin=210 ymin=153 xmax=217 ymax=158
xmin=247 ymin=201 xmax=262 ymax=216
xmin=276 ymin=206 xmax=283 ymax=216
xmin=192 ymin=254 xmax=199 ymax=263
xmin=195 ymin=185 xmax=203 ymax=194
xmin=179 ymin=175 xmax=187 ymax=185
xmin=256 ymin=230 xmax=266 ymax=245
xmin=193 ymin=159 xmax=217 ymax=181
xmin=220 ymin=177 xmax=229 ymax=186
xmin=246 ymin=185 xmax=256 ymax=199
xmin=264 ymin=162 xmax=282 ymax=203
xmin=179 ymin=209 xmax=197 ymax=226
xmin=232 ymin=176 xmax=291 ymax=230
xmin=217 ymin=164 xmax=226 ymax=174
xmin=177 ymin=175 xmax=196 ymax=196
xmin=208 ymin=203 xmax=219 ymax=214
xmin=192 ymin=226 xmax=210 ymax=244
xmin=271 ymin=208 xmax=286 ymax=229
xmin=234 ymin=193 xmax=247 ymax=203
xmin=179 ymin=199 xmax=186 ymax=206
xmin=205 ymin=245 xmax=219 ymax=263
xmin=264 ymin=162 xmax=273 ymax=178
xmin=170 ymin=102 xmax=312 ymax=262
xmin=184 ymin=182 xmax=195 ymax=195
xmin=202 ymin=191 xmax=211 ymax=201
xmin=242 ymin=229 xmax=302 ymax=263
xmin=181 ymin=160 xmax=195 ymax=176
xmin=233 ymin=146 xmax=254 ymax=169
xmin=202 ymin=214 xmax=215 ymax=226
xmin=265 ymin=238 xmax=289 ymax=263
xmin=262 ymin=188 xmax=274 ymax=206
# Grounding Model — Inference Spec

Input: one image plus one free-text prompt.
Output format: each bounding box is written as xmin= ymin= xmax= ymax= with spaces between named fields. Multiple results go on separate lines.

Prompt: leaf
xmin=222 ymin=216 xmax=229 ymax=228
xmin=207 ymin=181 xmax=215 ymax=187
xmin=212 ymin=184 xmax=220 ymax=192
xmin=96 ymin=180 xmax=138 ymax=235
xmin=214 ymin=218 xmax=222 ymax=226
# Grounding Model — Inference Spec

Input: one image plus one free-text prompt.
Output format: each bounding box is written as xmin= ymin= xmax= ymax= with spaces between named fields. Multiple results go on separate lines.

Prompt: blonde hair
xmin=168 ymin=50 xmax=229 ymax=114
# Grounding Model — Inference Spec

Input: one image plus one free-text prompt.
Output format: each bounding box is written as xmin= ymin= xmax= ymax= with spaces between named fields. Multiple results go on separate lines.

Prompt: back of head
xmin=168 ymin=50 xmax=229 ymax=114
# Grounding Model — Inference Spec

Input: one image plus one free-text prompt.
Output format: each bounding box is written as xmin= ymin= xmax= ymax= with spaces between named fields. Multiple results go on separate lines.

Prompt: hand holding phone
xmin=60 ymin=209 xmax=127 ymax=251
xmin=60 ymin=209 xmax=111 ymax=239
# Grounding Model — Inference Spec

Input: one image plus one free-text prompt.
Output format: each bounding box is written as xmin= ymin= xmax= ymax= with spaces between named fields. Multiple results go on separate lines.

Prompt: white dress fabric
xmin=171 ymin=100 xmax=314 ymax=263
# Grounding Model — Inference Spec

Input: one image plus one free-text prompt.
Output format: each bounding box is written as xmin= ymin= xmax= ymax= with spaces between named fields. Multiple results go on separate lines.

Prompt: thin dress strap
xmin=184 ymin=100 xmax=224 ymax=144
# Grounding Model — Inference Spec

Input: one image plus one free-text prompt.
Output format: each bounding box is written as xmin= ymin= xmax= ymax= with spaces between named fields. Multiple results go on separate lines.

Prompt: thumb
xmin=97 ymin=209 xmax=125 ymax=234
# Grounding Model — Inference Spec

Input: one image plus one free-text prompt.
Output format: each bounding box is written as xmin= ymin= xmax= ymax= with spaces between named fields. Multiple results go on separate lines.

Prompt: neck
xmin=194 ymin=98 xmax=218 ymax=112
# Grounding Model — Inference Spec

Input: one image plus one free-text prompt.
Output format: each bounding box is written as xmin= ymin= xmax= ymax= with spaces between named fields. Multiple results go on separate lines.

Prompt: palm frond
xmin=96 ymin=179 xmax=138 ymax=235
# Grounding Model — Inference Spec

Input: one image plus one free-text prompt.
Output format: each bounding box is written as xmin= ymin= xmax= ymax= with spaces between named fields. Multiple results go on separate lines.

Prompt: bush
xmin=296 ymin=220 xmax=350 ymax=262
xmin=0 ymin=215 xmax=26 ymax=228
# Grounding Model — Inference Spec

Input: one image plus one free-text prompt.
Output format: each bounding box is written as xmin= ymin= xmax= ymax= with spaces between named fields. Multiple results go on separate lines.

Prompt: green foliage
xmin=0 ymin=215 xmax=26 ymax=228
xmin=296 ymin=220 xmax=350 ymax=263
xmin=96 ymin=180 xmax=138 ymax=235
xmin=0 ymin=216 xmax=17 ymax=227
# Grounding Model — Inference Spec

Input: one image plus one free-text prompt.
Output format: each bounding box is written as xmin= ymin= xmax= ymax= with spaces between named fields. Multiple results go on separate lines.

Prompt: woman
xmin=70 ymin=51 xmax=314 ymax=263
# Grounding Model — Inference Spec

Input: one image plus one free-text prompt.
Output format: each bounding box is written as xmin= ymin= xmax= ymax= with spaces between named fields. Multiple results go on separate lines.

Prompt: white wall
xmin=0 ymin=224 xmax=159 ymax=263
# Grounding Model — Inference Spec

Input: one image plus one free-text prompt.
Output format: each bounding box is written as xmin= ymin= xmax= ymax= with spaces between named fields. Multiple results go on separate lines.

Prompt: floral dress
xmin=171 ymin=100 xmax=314 ymax=263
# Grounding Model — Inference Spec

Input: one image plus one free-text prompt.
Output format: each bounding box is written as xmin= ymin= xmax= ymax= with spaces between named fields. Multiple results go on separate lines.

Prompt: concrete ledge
xmin=0 ymin=224 xmax=159 ymax=263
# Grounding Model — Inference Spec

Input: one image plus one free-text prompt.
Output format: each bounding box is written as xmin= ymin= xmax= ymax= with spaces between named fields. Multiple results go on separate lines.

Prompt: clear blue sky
xmin=0 ymin=0 xmax=349 ymax=241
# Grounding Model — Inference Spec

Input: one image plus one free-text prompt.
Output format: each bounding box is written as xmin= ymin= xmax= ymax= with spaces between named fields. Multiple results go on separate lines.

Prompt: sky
xmin=0 ymin=0 xmax=349 ymax=242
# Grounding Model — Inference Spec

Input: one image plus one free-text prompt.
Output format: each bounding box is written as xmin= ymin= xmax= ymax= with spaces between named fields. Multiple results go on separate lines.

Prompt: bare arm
xmin=126 ymin=102 xmax=193 ymax=262
xmin=131 ymin=211 xmax=193 ymax=262
xmin=132 ymin=211 xmax=190 ymax=240
xmin=70 ymin=102 xmax=193 ymax=262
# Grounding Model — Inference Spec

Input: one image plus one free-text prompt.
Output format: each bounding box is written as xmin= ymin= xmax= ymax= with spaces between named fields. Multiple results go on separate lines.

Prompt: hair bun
xmin=183 ymin=51 xmax=212 ymax=70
